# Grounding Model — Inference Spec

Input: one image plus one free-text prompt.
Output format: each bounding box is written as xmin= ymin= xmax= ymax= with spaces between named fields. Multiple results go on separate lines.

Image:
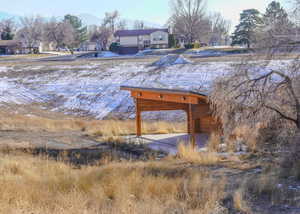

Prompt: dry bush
xmin=232 ymin=125 xmax=259 ymax=152
xmin=280 ymin=132 xmax=300 ymax=180
xmin=233 ymin=188 xmax=252 ymax=213
xmin=0 ymin=153 xmax=226 ymax=214
xmin=207 ymin=132 xmax=223 ymax=152
xmin=177 ymin=143 xmax=220 ymax=165
xmin=237 ymin=171 xmax=299 ymax=209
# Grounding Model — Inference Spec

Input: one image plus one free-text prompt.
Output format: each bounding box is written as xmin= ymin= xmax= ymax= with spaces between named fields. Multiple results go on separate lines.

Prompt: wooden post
xmin=136 ymin=98 xmax=142 ymax=137
xmin=188 ymin=104 xmax=196 ymax=148
xmin=186 ymin=109 xmax=191 ymax=134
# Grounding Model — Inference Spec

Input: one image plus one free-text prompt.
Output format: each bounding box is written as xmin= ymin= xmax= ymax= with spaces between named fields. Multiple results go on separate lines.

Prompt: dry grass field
xmin=0 ymin=57 xmax=299 ymax=213
xmin=0 ymin=107 xmax=185 ymax=137
xmin=0 ymin=151 xmax=228 ymax=214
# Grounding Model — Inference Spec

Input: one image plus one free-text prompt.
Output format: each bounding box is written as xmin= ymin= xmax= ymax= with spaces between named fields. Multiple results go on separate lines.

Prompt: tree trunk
xmin=294 ymin=129 xmax=300 ymax=144
xmin=297 ymin=113 xmax=300 ymax=129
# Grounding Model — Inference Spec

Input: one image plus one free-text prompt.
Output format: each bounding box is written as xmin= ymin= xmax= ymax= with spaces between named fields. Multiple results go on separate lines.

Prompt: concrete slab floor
xmin=124 ymin=133 xmax=209 ymax=154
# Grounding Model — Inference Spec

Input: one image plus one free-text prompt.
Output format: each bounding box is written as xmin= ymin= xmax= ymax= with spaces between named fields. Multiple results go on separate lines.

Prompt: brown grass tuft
xmin=177 ymin=143 xmax=220 ymax=165
xmin=207 ymin=132 xmax=223 ymax=152
xmin=233 ymin=185 xmax=252 ymax=213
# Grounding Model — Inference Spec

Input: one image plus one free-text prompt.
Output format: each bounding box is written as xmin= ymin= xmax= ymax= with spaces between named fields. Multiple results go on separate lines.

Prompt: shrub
xmin=168 ymin=34 xmax=176 ymax=48
xmin=109 ymin=42 xmax=120 ymax=53
xmin=177 ymin=143 xmax=220 ymax=165
xmin=184 ymin=43 xmax=194 ymax=49
xmin=207 ymin=132 xmax=223 ymax=152
xmin=194 ymin=41 xmax=200 ymax=49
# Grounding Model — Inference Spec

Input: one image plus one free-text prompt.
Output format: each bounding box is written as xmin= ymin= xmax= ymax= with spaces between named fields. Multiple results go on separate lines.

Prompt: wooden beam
xmin=186 ymin=109 xmax=191 ymax=134
xmin=136 ymin=98 xmax=142 ymax=137
xmin=139 ymin=99 xmax=188 ymax=112
xmin=131 ymin=91 xmax=200 ymax=104
xmin=188 ymin=104 xmax=196 ymax=148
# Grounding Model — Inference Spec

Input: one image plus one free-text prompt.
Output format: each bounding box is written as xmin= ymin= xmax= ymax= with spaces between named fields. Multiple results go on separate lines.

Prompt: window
xmin=153 ymin=35 xmax=164 ymax=41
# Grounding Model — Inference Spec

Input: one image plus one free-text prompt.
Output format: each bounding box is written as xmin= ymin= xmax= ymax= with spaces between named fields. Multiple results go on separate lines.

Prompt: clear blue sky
xmin=0 ymin=0 xmax=287 ymax=28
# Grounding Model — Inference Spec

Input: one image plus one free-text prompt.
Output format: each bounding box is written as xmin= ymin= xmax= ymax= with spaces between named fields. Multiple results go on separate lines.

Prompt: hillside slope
xmin=0 ymin=59 xmax=288 ymax=119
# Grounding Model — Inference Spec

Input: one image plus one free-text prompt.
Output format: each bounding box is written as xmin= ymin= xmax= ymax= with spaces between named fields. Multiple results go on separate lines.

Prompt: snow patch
xmin=0 ymin=59 xmax=292 ymax=120
xmin=98 ymin=51 xmax=120 ymax=58
xmin=151 ymin=54 xmax=192 ymax=67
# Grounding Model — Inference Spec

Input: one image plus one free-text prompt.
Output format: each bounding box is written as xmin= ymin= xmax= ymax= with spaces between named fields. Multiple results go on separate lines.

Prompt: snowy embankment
xmin=0 ymin=58 xmax=290 ymax=120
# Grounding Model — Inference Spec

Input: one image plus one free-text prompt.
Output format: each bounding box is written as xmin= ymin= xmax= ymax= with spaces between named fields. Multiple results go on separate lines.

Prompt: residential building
xmin=114 ymin=28 xmax=169 ymax=54
xmin=0 ymin=40 xmax=22 ymax=54
xmin=80 ymin=41 xmax=102 ymax=51
xmin=0 ymin=40 xmax=48 ymax=54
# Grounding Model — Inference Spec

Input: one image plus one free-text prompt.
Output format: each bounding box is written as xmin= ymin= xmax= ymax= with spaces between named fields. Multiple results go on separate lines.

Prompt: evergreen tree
xmin=0 ymin=19 xmax=15 ymax=40
xmin=168 ymin=34 xmax=176 ymax=48
xmin=231 ymin=9 xmax=262 ymax=48
xmin=262 ymin=1 xmax=292 ymax=35
xmin=63 ymin=15 xmax=87 ymax=46
xmin=1 ymin=28 xmax=14 ymax=40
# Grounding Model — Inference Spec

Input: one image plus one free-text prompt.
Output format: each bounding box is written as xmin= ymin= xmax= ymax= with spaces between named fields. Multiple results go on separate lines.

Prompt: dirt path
xmin=0 ymin=130 xmax=99 ymax=149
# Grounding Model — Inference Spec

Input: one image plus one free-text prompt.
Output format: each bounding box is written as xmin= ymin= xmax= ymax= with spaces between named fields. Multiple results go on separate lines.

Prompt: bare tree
xmin=103 ymin=10 xmax=120 ymax=33
xmin=43 ymin=18 xmax=64 ymax=49
xmin=134 ymin=20 xmax=145 ymax=29
xmin=101 ymin=10 xmax=129 ymax=49
xmin=169 ymin=0 xmax=208 ymax=43
xmin=208 ymin=13 xmax=231 ymax=45
xmin=0 ymin=19 xmax=16 ymax=40
xmin=117 ymin=19 xmax=128 ymax=30
xmin=16 ymin=16 xmax=44 ymax=53
xmin=255 ymin=1 xmax=294 ymax=50
xmin=43 ymin=18 xmax=76 ymax=53
xmin=210 ymin=54 xmax=300 ymax=139
xmin=209 ymin=0 xmax=300 ymax=146
xmin=61 ymin=21 xmax=77 ymax=54
xmin=89 ymin=26 xmax=111 ymax=50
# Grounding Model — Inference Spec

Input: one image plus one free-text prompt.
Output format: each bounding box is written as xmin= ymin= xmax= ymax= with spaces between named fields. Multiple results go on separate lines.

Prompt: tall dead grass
xmin=0 ymin=113 xmax=185 ymax=137
xmin=207 ymin=132 xmax=223 ymax=152
xmin=177 ymin=143 xmax=220 ymax=165
xmin=0 ymin=152 xmax=226 ymax=214
xmin=234 ymin=170 xmax=300 ymax=212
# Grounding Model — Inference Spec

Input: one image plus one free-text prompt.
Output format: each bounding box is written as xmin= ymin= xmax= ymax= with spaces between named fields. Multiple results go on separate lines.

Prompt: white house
xmin=80 ymin=41 xmax=102 ymax=51
xmin=114 ymin=28 xmax=169 ymax=54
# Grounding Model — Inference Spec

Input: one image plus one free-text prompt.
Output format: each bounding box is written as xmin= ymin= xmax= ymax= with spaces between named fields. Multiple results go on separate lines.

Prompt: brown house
xmin=121 ymin=86 xmax=221 ymax=146
xmin=0 ymin=40 xmax=22 ymax=55
xmin=114 ymin=29 xmax=169 ymax=54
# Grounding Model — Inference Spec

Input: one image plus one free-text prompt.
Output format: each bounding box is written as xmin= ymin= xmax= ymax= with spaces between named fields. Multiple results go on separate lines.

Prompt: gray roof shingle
xmin=114 ymin=28 xmax=168 ymax=37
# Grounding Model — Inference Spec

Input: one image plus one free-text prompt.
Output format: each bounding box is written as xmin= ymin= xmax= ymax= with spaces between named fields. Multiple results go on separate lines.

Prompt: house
xmin=0 ymin=40 xmax=48 ymax=54
xmin=114 ymin=28 xmax=169 ymax=54
xmin=80 ymin=41 xmax=102 ymax=52
xmin=0 ymin=40 xmax=22 ymax=55
xmin=121 ymin=86 xmax=221 ymax=146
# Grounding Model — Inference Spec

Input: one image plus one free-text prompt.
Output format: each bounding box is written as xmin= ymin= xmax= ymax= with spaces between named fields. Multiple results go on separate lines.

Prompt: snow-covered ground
xmin=0 ymin=59 xmax=291 ymax=120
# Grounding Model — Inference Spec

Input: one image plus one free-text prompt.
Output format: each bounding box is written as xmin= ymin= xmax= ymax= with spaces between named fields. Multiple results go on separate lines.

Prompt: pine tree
xmin=0 ymin=19 xmax=15 ymax=40
xmin=63 ymin=15 xmax=87 ymax=46
xmin=262 ymin=1 xmax=292 ymax=35
xmin=231 ymin=9 xmax=262 ymax=48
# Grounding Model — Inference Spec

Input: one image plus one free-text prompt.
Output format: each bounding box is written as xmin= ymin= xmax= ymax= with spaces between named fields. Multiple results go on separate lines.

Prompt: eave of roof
xmin=0 ymin=40 xmax=21 ymax=47
xmin=114 ymin=28 xmax=168 ymax=37
xmin=120 ymin=86 xmax=207 ymax=98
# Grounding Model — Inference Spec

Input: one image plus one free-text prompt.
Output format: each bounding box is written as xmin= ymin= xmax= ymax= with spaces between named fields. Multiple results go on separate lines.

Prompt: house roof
xmin=120 ymin=86 xmax=207 ymax=98
xmin=0 ymin=40 xmax=21 ymax=47
xmin=114 ymin=28 xmax=168 ymax=37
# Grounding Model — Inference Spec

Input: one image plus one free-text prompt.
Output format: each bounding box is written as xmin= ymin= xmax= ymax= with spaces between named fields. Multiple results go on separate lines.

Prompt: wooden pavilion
xmin=121 ymin=86 xmax=221 ymax=146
